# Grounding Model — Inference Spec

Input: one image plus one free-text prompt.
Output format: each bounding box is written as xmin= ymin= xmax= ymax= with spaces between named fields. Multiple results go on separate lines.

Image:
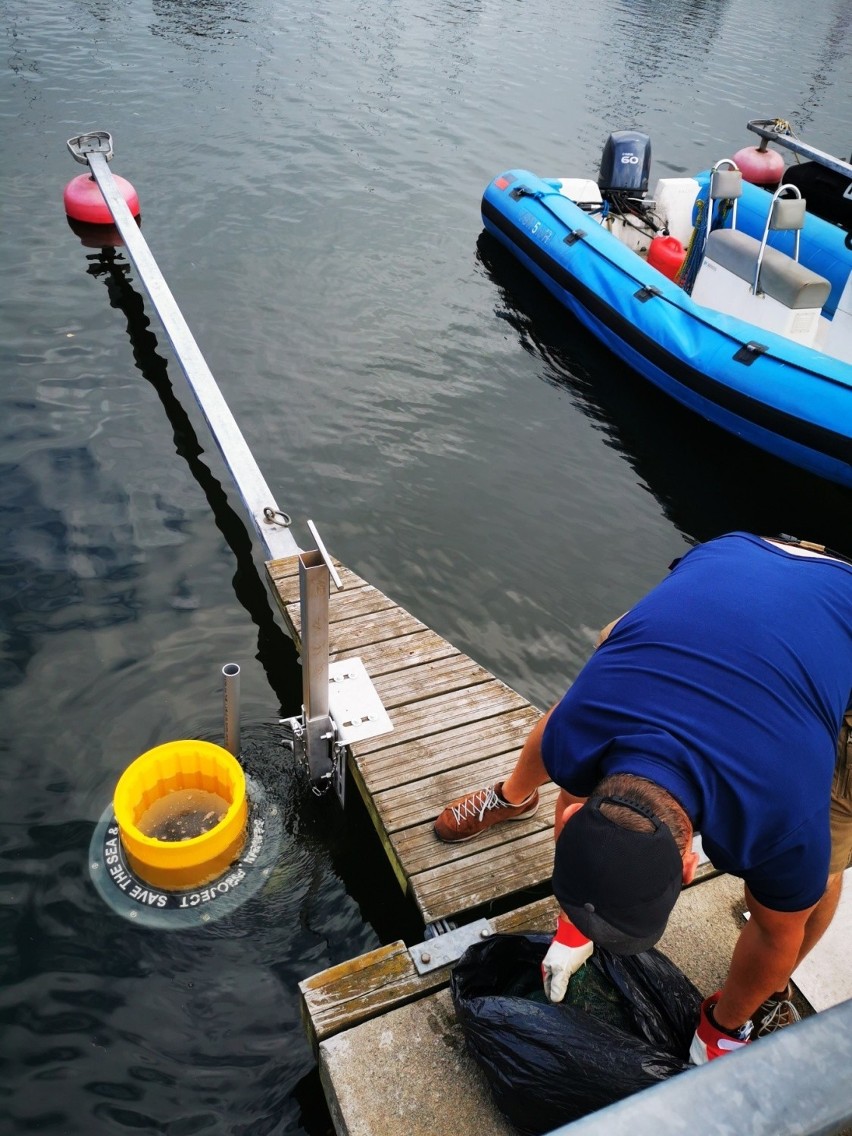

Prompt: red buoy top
xmin=732 ymin=145 xmax=785 ymax=187
xmin=63 ymin=173 xmax=140 ymax=225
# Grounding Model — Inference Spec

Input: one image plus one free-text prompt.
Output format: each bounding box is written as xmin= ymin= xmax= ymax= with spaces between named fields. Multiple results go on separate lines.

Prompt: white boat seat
xmin=704 ymin=229 xmax=831 ymax=310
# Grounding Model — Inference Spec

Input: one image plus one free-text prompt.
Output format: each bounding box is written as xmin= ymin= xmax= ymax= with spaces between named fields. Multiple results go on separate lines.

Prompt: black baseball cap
xmin=551 ymin=794 xmax=684 ymax=955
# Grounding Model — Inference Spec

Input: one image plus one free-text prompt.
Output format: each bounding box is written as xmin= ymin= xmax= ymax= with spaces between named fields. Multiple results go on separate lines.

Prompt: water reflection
xmin=84 ymin=247 xmax=302 ymax=715
xmin=792 ymin=0 xmax=852 ymax=129
xmin=583 ymin=0 xmax=733 ymax=144
xmin=0 ymin=455 xmax=142 ymax=692
xmin=150 ymin=0 xmax=250 ymax=45
xmin=476 ymin=231 xmax=852 ymax=553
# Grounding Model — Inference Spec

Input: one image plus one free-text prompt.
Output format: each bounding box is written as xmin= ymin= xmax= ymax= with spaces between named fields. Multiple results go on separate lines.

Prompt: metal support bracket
xmin=328 ymin=658 xmax=393 ymax=745
xmin=409 ymin=918 xmax=494 ymax=975
xmin=282 ymin=657 xmax=392 ymax=804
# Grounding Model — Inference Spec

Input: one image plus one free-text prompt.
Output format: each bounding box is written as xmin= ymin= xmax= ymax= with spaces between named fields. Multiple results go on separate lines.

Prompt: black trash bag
xmin=451 ymin=932 xmax=702 ymax=1135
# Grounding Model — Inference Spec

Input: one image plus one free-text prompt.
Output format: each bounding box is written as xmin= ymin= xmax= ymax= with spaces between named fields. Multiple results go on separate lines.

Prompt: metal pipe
xmin=298 ymin=550 xmax=334 ymax=782
xmin=222 ymin=663 xmax=241 ymax=757
xmin=73 ymin=140 xmax=300 ymax=562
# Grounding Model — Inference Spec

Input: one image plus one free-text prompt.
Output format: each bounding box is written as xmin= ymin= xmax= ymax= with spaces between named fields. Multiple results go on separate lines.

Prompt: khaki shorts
xmin=829 ymin=711 xmax=852 ymax=875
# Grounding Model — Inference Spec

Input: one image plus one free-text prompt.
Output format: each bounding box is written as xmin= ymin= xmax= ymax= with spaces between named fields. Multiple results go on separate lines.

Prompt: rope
xmin=677 ymin=192 xmax=708 ymax=293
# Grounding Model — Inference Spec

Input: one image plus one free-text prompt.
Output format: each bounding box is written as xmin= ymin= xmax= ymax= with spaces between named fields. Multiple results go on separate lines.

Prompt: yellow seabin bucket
xmin=114 ymin=739 xmax=248 ymax=891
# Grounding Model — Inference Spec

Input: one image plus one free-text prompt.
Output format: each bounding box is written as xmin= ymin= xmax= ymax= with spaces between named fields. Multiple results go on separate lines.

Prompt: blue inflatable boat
xmin=481 ymin=119 xmax=852 ymax=488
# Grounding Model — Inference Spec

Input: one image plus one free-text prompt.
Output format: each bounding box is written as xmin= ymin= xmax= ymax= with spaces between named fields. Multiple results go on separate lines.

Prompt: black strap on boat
xmin=564 ymin=229 xmax=587 ymax=246
xmin=732 ymin=341 xmax=769 ymax=365
xmin=510 ymin=185 xmax=538 ymax=201
xmin=634 ymin=284 xmax=662 ymax=303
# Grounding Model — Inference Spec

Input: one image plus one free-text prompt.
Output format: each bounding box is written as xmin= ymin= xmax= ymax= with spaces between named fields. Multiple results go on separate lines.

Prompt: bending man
xmin=434 ymin=532 xmax=852 ymax=1062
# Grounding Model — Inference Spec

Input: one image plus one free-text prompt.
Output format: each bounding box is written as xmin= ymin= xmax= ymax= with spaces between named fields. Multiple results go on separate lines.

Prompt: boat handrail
xmin=753 ymin=183 xmax=806 ymax=295
xmin=746 ymin=118 xmax=852 ymax=180
xmin=709 ymin=159 xmax=741 ymax=230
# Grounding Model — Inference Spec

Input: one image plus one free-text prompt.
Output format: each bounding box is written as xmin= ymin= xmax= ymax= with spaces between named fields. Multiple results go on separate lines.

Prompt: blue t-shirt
xmin=541 ymin=533 xmax=852 ymax=911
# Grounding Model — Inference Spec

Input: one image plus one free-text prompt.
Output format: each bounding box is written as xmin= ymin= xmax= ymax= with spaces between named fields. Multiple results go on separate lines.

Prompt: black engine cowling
xmin=598 ymin=130 xmax=652 ymax=197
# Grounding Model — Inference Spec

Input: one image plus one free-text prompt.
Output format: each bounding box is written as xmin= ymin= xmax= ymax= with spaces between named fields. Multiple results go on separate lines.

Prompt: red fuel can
xmin=648 ymin=234 xmax=686 ymax=281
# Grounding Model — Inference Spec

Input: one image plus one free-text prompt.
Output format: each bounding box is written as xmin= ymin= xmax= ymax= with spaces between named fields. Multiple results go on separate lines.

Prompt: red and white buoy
xmin=63 ymin=171 xmax=140 ymax=225
xmin=731 ymin=144 xmax=785 ymax=187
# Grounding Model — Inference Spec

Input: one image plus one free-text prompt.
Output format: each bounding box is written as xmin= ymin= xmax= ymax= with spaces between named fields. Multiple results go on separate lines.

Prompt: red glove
xmin=690 ymin=992 xmax=753 ymax=1064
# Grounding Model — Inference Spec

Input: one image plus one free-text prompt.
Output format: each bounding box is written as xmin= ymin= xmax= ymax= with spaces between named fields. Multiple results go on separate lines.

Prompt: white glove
xmin=541 ymin=916 xmax=594 ymax=1003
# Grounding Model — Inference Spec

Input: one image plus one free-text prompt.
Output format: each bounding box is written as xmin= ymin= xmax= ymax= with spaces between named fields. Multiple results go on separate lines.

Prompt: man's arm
xmin=550 ymin=614 xmax=626 ymax=838
xmin=713 ymin=886 xmax=817 ymax=1030
xmin=596 ymin=612 xmax=626 ymax=648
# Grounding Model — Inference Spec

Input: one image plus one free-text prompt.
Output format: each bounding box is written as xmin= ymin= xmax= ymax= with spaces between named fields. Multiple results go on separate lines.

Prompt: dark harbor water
xmin=1 ymin=0 xmax=851 ymax=1131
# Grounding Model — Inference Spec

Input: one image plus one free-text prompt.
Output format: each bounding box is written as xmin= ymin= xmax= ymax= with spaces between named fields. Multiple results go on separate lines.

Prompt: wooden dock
xmin=266 ymin=552 xmax=559 ymax=925
xmin=264 ymin=551 xmax=848 ymax=1136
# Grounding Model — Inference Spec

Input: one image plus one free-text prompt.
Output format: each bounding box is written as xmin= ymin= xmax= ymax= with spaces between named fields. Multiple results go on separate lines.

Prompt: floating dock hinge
xmin=409 ymin=918 xmax=494 ymax=975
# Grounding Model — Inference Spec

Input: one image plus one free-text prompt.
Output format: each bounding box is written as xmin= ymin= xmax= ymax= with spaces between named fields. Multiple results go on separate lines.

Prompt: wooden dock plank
xmin=331 ymin=629 xmax=458 ymax=677
xmin=266 ymin=554 xmax=554 ymax=924
xmin=290 ymin=603 xmax=430 ymax=653
xmin=351 ymin=683 xmax=530 ymax=757
xmin=370 ymin=654 xmax=492 ymax=709
xmin=291 ymin=587 xmax=398 ymax=626
xmin=389 ymin=810 xmax=555 ymax=885
xmin=374 ymin=757 xmax=557 ymax=833
xmin=410 ymin=828 xmax=557 ymax=923
xmin=299 ymin=896 xmax=558 ymax=1052
xmin=267 ymin=558 xmax=363 ymax=604
xmin=354 ymin=707 xmax=540 ymax=792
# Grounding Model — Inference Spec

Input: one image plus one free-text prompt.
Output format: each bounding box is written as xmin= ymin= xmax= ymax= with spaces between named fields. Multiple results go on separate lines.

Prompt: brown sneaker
xmin=434 ymin=781 xmax=540 ymax=843
xmin=754 ymin=985 xmax=801 ymax=1038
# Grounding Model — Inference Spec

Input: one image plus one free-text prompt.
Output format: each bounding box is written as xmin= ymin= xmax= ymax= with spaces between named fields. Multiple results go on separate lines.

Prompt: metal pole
xmin=71 ymin=138 xmax=300 ymax=562
xmin=746 ymin=120 xmax=852 ymax=179
xmin=222 ymin=663 xmax=241 ymax=757
xmin=299 ymin=550 xmax=334 ymax=782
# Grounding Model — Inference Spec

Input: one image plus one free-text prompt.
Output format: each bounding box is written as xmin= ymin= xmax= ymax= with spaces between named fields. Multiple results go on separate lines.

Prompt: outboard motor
xmin=598 ymin=130 xmax=652 ymax=198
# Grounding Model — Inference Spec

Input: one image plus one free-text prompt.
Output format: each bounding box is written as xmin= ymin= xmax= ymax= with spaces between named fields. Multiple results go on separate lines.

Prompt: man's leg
xmin=498 ymin=709 xmax=554 ymax=803
xmin=756 ymin=711 xmax=852 ymax=1036
xmin=797 ymin=714 xmax=852 ymax=961
xmin=796 ymin=870 xmax=843 ymax=966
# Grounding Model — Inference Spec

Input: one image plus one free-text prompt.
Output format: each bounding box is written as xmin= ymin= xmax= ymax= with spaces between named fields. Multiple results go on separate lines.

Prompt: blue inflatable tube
xmin=481 ymin=169 xmax=852 ymax=488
